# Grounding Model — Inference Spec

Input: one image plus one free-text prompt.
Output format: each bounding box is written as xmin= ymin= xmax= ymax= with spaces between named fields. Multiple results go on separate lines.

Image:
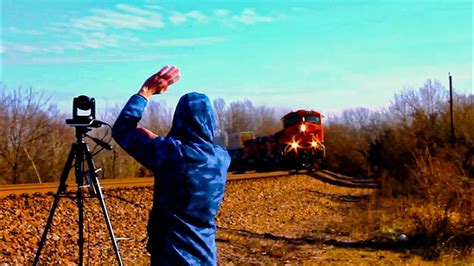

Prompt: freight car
xmin=221 ymin=109 xmax=325 ymax=172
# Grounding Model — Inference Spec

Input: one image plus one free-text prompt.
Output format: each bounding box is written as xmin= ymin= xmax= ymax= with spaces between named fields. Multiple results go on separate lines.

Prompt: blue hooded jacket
xmin=112 ymin=93 xmax=230 ymax=265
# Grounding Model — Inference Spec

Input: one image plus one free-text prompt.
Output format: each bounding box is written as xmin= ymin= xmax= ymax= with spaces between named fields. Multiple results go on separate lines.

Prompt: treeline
xmin=1 ymin=80 xmax=472 ymax=188
xmin=0 ymin=89 xmax=283 ymax=184
xmin=324 ymin=79 xmax=473 ymax=195
xmin=321 ymin=80 xmax=473 ymax=256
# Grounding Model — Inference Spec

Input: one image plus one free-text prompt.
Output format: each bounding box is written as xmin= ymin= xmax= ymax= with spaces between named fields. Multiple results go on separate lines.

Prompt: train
xmin=217 ymin=109 xmax=325 ymax=172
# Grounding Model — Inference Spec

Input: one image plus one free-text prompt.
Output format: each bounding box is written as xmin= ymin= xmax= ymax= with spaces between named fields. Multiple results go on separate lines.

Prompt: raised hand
xmin=139 ymin=66 xmax=181 ymax=99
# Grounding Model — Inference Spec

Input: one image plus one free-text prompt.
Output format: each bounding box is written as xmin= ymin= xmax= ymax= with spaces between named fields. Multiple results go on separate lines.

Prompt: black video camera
xmin=66 ymin=95 xmax=100 ymax=127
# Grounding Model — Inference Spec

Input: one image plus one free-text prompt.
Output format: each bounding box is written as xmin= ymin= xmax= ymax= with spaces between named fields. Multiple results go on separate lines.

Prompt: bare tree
xmin=225 ymin=99 xmax=255 ymax=133
xmin=213 ymin=98 xmax=227 ymax=132
xmin=0 ymin=87 xmax=71 ymax=184
xmin=419 ymin=79 xmax=446 ymax=115
xmin=141 ymin=101 xmax=173 ymax=136
xmin=253 ymin=105 xmax=281 ymax=136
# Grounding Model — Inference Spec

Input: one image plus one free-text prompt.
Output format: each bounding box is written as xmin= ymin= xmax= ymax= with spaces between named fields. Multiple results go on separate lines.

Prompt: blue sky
xmin=1 ymin=0 xmax=472 ymax=116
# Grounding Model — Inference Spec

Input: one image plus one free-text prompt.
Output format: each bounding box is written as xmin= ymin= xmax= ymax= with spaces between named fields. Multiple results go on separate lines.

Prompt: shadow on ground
xmin=308 ymin=172 xmax=380 ymax=189
xmin=303 ymin=189 xmax=370 ymax=203
xmin=217 ymin=226 xmax=417 ymax=251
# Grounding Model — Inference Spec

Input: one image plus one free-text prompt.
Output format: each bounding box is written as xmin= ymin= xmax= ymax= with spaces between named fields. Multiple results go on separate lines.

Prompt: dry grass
xmin=337 ymin=151 xmax=473 ymax=261
xmin=321 ymin=84 xmax=474 ymax=262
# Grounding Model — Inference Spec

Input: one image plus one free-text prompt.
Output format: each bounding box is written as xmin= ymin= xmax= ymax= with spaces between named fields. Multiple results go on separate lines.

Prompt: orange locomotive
xmin=277 ymin=110 xmax=325 ymax=168
xmin=229 ymin=109 xmax=325 ymax=171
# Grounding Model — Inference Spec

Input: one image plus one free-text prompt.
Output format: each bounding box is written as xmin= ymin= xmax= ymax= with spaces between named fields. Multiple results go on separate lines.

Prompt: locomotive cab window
xmin=283 ymin=116 xmax=302 ymax=127
xmin=305 ymin=116 xmax=321 ymax=125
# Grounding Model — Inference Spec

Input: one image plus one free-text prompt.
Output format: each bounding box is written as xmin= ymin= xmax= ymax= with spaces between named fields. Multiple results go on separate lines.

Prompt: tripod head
xmin=66 ymin=95 xmax=102 ymax=128
xmin=64 ymin=95 xmax=112 ymax=150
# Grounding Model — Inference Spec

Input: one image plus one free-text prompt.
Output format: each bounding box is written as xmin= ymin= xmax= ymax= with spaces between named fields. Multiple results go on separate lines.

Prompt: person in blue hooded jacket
xmin=112 ymin=66 xmax=231 ymax=265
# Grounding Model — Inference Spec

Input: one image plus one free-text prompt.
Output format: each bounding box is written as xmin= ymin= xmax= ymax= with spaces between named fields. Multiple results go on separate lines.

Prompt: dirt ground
xmin=1 ymin=174 xmax=472 ymax=265
xmin=216 ymin=175 xmax=472 ymax=265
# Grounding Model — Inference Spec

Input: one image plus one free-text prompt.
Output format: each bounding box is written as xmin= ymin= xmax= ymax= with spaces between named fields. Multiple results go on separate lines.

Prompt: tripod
xmin=33 ymin=125 xmax=123 ymax=266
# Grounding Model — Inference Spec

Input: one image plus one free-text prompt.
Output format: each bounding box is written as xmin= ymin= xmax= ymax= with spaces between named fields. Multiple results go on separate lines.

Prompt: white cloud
xmin=29 ymin=53 xmax=169 ymax=65
xmin=214 ymin=9 xmax=230 ymax=17
xmin=71 ymin=16 xmax=107 ymax=30
xmin=3 ymin=4 xmax=277 ymax=56
xmin=233 ymin=9 xmax=273 ymax=24
xmin=116 ymin=4 xmax=153 ymax=15
xmin=169 ymin=12 xmax=188 ymax=24
xmin=2 ymin=42 xmax=66 ymax=54
xmin=46 ymin=23 xmax=73 ymax=33
xmin=187 ymin=11 xmax=208 ymax=23
xmin=72 ymin=9 xmax=164 ymax=30
xmin=169 ymin=10 xmax=208 ymax=25
xmin=5 ymin=44 xmax=38 ymax=53
xmin=167 ymin=8 xmax=275 ymax=27
xmin=3 ymin=35 xmax=225 ymax=57
xmin=144 ymin=36 xmax=226 ymax=47
xmin=145 ymin=5 xmax=162 ymax=10
xmin=76 ymin=32 xmax=120 ymax=49
xmin=11 ymin=44 xmax=41 ymax=53
xmin=6 ymin=27 xmax=43 ymax=35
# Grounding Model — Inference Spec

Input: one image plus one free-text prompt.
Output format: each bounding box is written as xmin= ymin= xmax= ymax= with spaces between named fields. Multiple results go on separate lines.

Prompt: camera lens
xmin=76 ymin=95 xmax=93 ymax=110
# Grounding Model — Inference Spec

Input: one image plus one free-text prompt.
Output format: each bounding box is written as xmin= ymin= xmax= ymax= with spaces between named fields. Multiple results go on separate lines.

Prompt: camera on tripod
xmin=66 ymin=95 xmax=101 ymax=127
xmin=34 ymin=95 xmax=122 ymax=265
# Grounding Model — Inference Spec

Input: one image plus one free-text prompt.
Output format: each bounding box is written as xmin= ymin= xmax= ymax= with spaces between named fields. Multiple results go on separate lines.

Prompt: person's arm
xmin=112 ymin=66 xmax=180 ymax=169
xmin=137 ymin=126 xmax=158 ymax=139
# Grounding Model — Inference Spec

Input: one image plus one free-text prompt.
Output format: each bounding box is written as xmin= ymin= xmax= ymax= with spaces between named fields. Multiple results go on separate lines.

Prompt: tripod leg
xmin=77 ymin=183 xmax=85 ymax=265
xmin=94 ymin=177 xmax=124 ymax=266
xmin=83 ymin=143 xmax=124 ymax=266
xmin=33 ymin=144 xmax=76 ymax=266
xmin=75 ymin=142 xmax=86 ymax=265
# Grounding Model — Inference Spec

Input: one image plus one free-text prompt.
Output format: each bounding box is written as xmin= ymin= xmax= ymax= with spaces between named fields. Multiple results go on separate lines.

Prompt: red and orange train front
xmin=229 ymin=109 xmax=326 ymax=171
xmin=278 ymin=110 xmax=325 ymax=163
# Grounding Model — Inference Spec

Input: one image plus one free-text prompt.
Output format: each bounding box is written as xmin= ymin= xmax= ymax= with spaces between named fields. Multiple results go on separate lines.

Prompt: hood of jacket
xmin=168 ymin=92 xmax=217 ymax=143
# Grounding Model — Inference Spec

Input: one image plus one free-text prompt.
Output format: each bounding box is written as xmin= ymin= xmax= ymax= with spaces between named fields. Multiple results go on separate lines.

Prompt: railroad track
xmin=309 ymin=170 xmax=380 ymax=189
xmin=0 ymin=169 xmax=380 ymax=198
xmin=0 ymin=171 xmax=291 ymax=198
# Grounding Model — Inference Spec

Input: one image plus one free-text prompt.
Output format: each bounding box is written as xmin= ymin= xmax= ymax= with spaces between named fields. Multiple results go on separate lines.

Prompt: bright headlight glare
xmin=300 ymin=124 xmax=306 ymax=132
xmin=311 ymin=141 xmax=317 ymax=147
xmin=291 ymin=142 xmax=298 ymax=149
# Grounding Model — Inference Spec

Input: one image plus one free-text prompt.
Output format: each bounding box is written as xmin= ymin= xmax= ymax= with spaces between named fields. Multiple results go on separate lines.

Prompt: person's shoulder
xmin=152 ymin=136 xmax=180 ymax=151
xmin=213 ymin=144 xmax=231 ymax=160
xmin=212 ymin=143 xmax=227 ymax=152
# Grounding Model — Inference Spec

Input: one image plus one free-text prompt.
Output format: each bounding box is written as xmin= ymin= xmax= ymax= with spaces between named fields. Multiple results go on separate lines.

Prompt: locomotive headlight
xmin=311 ymin=141 xmax=317 ymax=147
xmin=300 ymin=124 xmax=306 ymax=132
xmin=291 ymin=141 xmax=298 ymax=149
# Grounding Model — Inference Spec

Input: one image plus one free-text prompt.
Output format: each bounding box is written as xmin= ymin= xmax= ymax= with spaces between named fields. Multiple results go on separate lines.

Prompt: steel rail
xmin=0 ymin=171 xmax=292 ymax=198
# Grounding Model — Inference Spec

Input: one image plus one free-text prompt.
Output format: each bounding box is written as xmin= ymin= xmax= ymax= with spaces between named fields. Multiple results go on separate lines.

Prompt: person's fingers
xmin=164 ymin=68 xmax=179 ymax=80
xmin=166 ymin=66 xmax=177 ymax=73
xmin=156 ymin=66 xmax=169 ymax=76
xmin=163 ymin=66 xmax=179 ymax=80
xmin=168 ymin=75 xmax=180 ymax=85
xmin=169 ymin=66 xmax=179 ymax=75
xmin=148 ymin=66 xmax=179 ymax=89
